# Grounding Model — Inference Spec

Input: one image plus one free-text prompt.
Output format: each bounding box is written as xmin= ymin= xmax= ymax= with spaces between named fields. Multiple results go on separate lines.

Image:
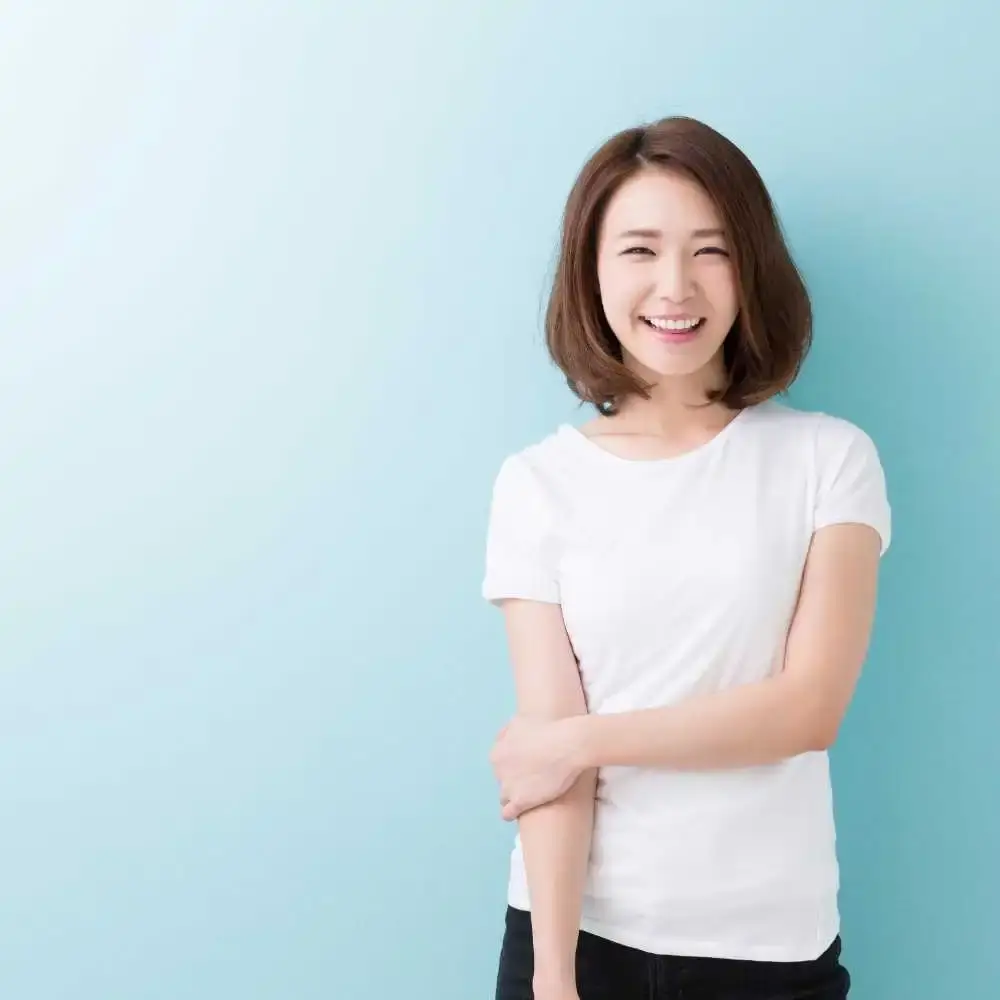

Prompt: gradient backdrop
xmin=1 ymin=3 xmax=997 ymax=998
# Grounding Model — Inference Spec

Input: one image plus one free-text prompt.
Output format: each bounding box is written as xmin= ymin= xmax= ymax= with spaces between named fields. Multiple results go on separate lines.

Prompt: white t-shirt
xmin=481 ymin=399 xmax=891 ymax=962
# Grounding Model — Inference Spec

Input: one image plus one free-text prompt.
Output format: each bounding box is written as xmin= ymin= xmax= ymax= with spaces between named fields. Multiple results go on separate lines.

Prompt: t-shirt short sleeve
xmin=813 ymin=417 xmax=892 ymax=555
xmin=482 ymin=453 xmax=561 ymax=606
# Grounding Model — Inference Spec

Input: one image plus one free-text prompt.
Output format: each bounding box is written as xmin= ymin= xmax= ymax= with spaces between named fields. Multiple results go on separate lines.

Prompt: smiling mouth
xmin=640 ymin=316 xmax=706 ymax=333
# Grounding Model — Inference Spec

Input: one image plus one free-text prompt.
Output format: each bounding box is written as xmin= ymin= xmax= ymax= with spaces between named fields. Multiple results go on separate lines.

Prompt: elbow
xmin=801 ymin=712 xmax=842 ymax=753
xmin=784 ymin=678 xmax=847 ymax=754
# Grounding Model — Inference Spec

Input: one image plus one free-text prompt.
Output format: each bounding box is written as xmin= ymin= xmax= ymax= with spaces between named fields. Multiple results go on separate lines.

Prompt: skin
xmin=596 ymin=165 xmax=739 ymax=413
xmin=491 ymin=167 xmax=883 ymax=1000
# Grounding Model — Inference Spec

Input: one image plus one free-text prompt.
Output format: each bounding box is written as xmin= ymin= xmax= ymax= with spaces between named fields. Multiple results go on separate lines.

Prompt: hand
xmin=489 ymin=714 xmax=584 ymax=820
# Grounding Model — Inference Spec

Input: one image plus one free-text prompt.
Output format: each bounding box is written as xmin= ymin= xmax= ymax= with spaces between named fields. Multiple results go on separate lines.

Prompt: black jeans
xmin=495 ymin=906 xmax=850 ymax=999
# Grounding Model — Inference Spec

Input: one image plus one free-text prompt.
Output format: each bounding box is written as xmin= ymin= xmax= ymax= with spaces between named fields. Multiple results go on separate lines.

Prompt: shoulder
xmin=505 ymin=425 xmax=574 ymax=469
xmin=749 ymin=399 xmax=883 ymax=459
xmin=489 ymin=425 xmax=582 ymax=498
xmin=757 ymin=402 xmax=891 ymax=552
xmin=483 ymin=429 xmax=575 ymax=591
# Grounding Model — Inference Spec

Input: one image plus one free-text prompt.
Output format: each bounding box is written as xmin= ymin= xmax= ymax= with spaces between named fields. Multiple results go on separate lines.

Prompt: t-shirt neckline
xmin=558 ymin=403 xmax=759 ymax=470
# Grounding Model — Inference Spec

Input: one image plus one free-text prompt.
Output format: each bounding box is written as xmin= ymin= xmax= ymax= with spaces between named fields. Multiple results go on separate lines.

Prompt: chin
xmin=626 ymin=347 xmax=722 ymax=380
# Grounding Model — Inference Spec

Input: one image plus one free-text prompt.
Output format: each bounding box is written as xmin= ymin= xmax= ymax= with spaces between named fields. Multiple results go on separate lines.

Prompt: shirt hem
xmin=507 ymin=888 xmax=841 ymax=963
xmin=577 ymin=912 xmax=841 ymax=963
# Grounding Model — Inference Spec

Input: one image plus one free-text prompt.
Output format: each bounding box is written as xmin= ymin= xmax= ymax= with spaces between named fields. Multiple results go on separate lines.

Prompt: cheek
xmin=703 ymin=266 xmax=739 ymax=314
xmin=598 ymin=265 xmax=644 ymax=323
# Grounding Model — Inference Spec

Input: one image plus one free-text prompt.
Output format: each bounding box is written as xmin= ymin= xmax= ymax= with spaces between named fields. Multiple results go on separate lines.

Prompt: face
xmin=596 ymin=167 xmax=739 ymax=394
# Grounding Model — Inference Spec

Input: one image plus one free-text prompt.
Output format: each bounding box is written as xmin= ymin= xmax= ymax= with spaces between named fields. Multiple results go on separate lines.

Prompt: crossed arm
xmin=495 ymin=598 xmax=597 ymax=998
xmin=491 ymin=522 xmax=883 ymax=991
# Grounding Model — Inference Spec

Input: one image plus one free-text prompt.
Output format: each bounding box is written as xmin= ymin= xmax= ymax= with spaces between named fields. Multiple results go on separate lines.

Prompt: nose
xmin=654 ymin=251 xmax=695 ymax=303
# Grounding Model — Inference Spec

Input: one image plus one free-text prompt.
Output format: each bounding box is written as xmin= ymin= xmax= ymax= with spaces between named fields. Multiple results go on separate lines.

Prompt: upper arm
xmin=483 ymin=453 xmax=586 ymax=717
xmin=782 ymin=419 xmax=892 ymax=745
xmin=499 ymin=599 xmax=587 ymax=719
xmin=482 ymin=455 xmax=561 ymax=606
xmin=783 ymin=523 xmax=882 ymax=745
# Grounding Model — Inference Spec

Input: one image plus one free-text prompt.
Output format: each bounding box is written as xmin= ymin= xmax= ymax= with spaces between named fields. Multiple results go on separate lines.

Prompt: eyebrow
xmin=617 ymin=227 xmax=727 ymax=239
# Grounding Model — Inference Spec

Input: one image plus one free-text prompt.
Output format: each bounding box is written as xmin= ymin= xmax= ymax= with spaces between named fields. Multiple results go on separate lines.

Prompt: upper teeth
xmin=645 ymin=317 xmax=701 ymax=331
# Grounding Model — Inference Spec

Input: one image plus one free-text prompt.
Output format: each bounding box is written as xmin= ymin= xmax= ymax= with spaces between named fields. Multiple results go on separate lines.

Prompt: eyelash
xmin=621 ymin=246 xmax=729 ymax=257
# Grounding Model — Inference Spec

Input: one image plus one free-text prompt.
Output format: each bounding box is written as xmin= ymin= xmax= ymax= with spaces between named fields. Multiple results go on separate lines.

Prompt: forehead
xmin=600 ymin=167 xmax=723 ymax=235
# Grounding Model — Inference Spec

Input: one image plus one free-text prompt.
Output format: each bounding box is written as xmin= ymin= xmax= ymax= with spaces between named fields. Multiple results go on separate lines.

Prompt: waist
xmin=507 ymin=753 xmax=840 ymax=957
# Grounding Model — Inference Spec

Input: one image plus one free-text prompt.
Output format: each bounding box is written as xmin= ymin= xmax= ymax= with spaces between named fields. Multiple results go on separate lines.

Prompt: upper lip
xmin=641 ymin=313 xmax=703 ymax=320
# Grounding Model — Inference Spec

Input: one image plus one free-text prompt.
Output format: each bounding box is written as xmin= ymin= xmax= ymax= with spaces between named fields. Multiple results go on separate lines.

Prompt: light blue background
xmin=1 ymin=3 xmax=996 ymax=998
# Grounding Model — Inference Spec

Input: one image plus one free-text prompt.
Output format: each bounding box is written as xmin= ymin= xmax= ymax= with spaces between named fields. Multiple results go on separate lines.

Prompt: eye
xmin=695 ymin=246 xmax=730 ymax=257
xmin=621 ymin=246 xmax=654 ymax=256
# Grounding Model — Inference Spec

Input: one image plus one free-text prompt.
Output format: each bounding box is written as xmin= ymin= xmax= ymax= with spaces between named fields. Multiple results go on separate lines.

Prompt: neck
xmin=615 ymin=360 xmax=732 ymax=435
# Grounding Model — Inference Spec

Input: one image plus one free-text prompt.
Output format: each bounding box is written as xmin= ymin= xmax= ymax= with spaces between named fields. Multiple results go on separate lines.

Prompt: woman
xmin=481 ymin=116 xmax=890 ymax=1000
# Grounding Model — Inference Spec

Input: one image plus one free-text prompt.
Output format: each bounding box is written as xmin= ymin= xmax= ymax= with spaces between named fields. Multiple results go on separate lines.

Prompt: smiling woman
xmin=482 ymin=116 xmax=889 ymax=1000
xmin=598 ymin=176 xmax=738 ymax=364
xmin=545 ymin=116 xmax=812 ymax=423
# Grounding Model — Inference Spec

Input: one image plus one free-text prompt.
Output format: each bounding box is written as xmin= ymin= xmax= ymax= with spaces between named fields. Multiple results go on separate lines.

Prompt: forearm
xmin=569 ymin=523 xmax=880 ymax=773
xmin=518 ymin=765 xmax=597 ymax=988
xmin=573 ymin=674 xmax=831 ymax=771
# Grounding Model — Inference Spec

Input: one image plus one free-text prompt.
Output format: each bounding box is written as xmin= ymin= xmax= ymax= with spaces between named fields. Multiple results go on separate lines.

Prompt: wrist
xmin=532 ymin=966 xmax=577 ymax=996
xmin=563 ymin=714 xmax=595 ymax=772
xmin=531 ymin=935 xmax=576 ymax=987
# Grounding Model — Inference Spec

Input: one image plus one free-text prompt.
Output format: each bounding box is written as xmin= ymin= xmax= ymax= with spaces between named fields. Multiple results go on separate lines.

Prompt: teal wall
xmin=1 ymin=3 xmax=995 ymax=997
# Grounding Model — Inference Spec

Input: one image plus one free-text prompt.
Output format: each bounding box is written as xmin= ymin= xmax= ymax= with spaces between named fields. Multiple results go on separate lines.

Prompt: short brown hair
xmin=545 ymin=116 xmax=812 ymax=414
